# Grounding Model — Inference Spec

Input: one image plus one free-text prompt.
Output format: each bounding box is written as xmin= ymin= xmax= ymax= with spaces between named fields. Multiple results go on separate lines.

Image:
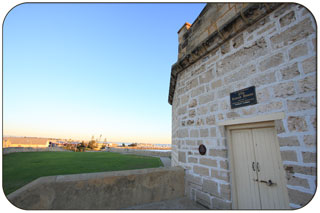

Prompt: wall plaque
xmin=199 ymin=144 xmax=206 ymax=155
xmin=230 ymin=86 xmax=257 ymax=109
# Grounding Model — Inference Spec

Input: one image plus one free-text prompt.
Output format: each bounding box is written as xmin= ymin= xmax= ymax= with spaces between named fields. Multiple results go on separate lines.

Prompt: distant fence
xmin=108 ymin=148 xmax=171 ymax=157
xmin=7 ymin=167 xmax=185 ymax=210
xmin=3 ymin=147 xmax=70 ymax=155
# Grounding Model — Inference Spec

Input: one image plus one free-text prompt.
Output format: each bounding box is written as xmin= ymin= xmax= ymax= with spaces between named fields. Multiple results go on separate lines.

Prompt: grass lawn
xmin=3 ymin=151 xmax=163 ymax=195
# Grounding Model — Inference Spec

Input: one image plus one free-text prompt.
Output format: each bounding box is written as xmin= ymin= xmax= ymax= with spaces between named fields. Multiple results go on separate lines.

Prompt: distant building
xmin=3 ymin=137 xmax=50 ymax=148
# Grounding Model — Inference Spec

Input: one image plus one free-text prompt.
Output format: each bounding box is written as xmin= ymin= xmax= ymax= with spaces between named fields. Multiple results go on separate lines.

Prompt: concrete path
xmin=160 ymin=157 xmax=171 ymax=167
xmin=124 ymin=197 xmax=207 ymax=210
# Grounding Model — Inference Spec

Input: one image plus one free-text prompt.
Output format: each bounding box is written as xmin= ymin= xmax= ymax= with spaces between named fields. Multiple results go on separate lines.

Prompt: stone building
xmin=168 ymin=3 xmax=316 ymax=209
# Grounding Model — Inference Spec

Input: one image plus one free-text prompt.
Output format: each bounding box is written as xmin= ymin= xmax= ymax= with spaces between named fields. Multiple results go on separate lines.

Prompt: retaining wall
xmin=3 ymin=147 xmax=70 ymax=155
xmin=7 ymin=167 xmax=185 ymax=210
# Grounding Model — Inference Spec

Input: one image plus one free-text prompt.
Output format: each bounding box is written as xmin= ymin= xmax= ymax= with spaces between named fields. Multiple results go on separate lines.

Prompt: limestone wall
xmin=7 ymin=167 xmax=185 ymax=210
xmin=3 ymin=147 xmax=70 ymax=155
xmin=171 ymin=4 xmax=316 ymax=209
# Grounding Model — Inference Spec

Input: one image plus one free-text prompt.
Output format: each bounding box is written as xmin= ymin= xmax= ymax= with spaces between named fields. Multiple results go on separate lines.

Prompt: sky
xmin=3 ymin=3 xmax=206 ymax=144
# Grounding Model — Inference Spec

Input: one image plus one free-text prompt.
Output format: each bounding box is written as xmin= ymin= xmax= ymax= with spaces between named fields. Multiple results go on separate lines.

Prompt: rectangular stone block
xmin=288 ymin=188 xmax=314 ymax=207
xmin=289 ymin=43 xmax=308 ymax=60
xmin=188 ymin=157 xmax=198 ymax=163
xmin=287 ymin=175 xmax=309 ymax=188
xmin=284 ymin=164 xmax=316 ymax=176
xmin=200 ymin=158 xmax=218 ymax=167
xmin=219 ymin=160 xmax=229 ymax=170
xmin=190 ymin=129 xmax=199 ymax=138
xmin=259 ymin=52 xmax=284 ymax=71
xmin=257 ymin=101 xmax=283 ymax=113
xmin=210 ymin=127 xmax=216 ymax=137
xmin=199 ymin=93 xmax=215 ymax=105
xmin=287 ymin=96 xmax=315 ymax=112
xmin=177 ymin=128 xmax=189 ymax=138
xmin=287 ymin=116 xmax=308 ymax=132
xmin=279 ymin=11 xmax=296 ymax=27
xmin=211 ymin=79 xmax=222 ymax=90
xmin=278 ymin=136 xmax=299 ymax=147
xmin=200 ymin=128 xmax=209 ymax=137
xmin=195 ymin=190 xmax=211 ymax=208
xmin=302 ymin=151 xmax=316 ymax=163
xmin=191 ymin=86 xmax=205 ymax=97
xmin=178 ymin=151 xmax=186 ymax=163
xmin=224 ymin=64 xmax=256 ymax=84
xmin=206 ymin=115 xmax=216 ymax=125
xmin=303 ymin=135 xmax=316 ymax=147
xmin=251 ymin=71 xmax=276 ymax=86
xmin=211 ymin=197 xmax=232 ymax=209
xmin=302 ymin=56 xmax=316 ymax=74
xmin=202 ymin=178 xmax=219 ymax=196
xmin=273 ymin=82 xmax=295 ymax=98
xmin=193 ymin=165 xmax=210 ymax=176
xmin=298 ymin=75 xmax=316 ymax=93
xmin=211 ymin=170 xmax=230 ymax=182
xmin=199 ymin=70 xmax=213 ymax=84
xmin=209 ymin=149 xmax=228 ymax=158
xmin=219 ymin=183 xmax=231 ymax=200
xmin=280 ymin=150 xmax=298 ymax=162
xmin=279 ymin=62 xmax=300 ymax=80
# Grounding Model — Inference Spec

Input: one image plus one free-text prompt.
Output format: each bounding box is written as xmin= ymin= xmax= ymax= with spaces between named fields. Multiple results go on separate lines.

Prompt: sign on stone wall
xmin=230 ymin=86 xmax=257 ymax=109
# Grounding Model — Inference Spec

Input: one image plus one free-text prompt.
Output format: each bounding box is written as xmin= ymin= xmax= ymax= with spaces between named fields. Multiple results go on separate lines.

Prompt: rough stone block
xmin=224 ymin=64 xmax=256 ymax=84
xmin=190 ymin=129 xmax=199 ymax=138
xmin=193 ymin=165 xmax=210 ymax=176
xmin=210 ymin=127 xmax=216 ymax=137
xmin=280 ymin=150 xmax=298 ymax=162
xmin=211 ymin=79 xmax=222 ymax=90
xmin=211 ymin=197 xmax=232 ymax=209
xmin=177 ymin=128 xmax=189 ymax=138
xmin=257 ymin=101 xmax=283 ymax=113
xmin=298 ymin=75 xmax=316 ymax=93
xmin=195 ymin=190 xmax=211 ymax=208
xmin=302 ymin=151 xmax=316 ymax=163
xmin=287 ymin=188 xmax=314 ymax=207
xmin=287 ymin=116 xmax=308 ymax=132
xmin=289 ymin=43 xmax=308 ymax=60
xmin=186 ymin=140 xmax=196 ymax=146
xmin=251 ymin=71 xmax=276 ymax=86
xmin=219 ymin=160 xmax=229 ymax=170
xmin=178 ymin=105 xmax=187 ymax=115
xmin=209 ymin=149 xmax=227 ymax=158
xmin=280 ymin=62 xmax=300 ymax=80
xmin=211 ymin=170 xmax=229 ymax=182
xmin=198 ymin=105 xmax=208 ymax=115
xmin=284 ymin=164 xmax=316 ymax=176
xmin=189 ymin=109 xmax=196 ymax=118
xmin=188 ymin=157 xmax=198 ymax=163
xmin=187 ymin=120 xmax=195 ymax=126
xmin=226 ymin=112 xmax=240 ymax=119
xmin=200 ymin=158 xmax=218 ymax=167
xmin=242 ymin=107 xmax=256 ymax=115
xmin=206 ymin=115 xmax=216 ymax=125
xmin=199 ymin=93 xmax=215 ymax=105
xmin=199 ymin=70 xmax=214 ymax=84
xmin=302 ymin=56 xmax=316 ymax=74
xmin=219 ymin=184 xmax=231 ymax=200
xmin=273 ymin=82 xmax=295 ymax=98
xmin=178 ymin=151 xmax=187 ymax=163
xmin=303 ymin=135 xmax=316 ymax=147
xmin=189 ymin=99 xmax=198 ymax=108
xmin=287 ymin=96 xmax=315 ymax=112
xmin=259 ymin=52 xmax=284 ymax=71
xmin=200 ymin=128 xmax=209 ymax=137
xmin=279 ymin=11 xmax=296 ymax=27
xmin=191 ymin=86 xmax=205 ymax=97
xmin=287 ymin=175 xmax=309 ymax=188
xmin=270 ymin=18 xmax=315 ymax=49
xmin=278 ymin=136 xmax=299 ymax=147
xmin=181 ymin=94 xmax=189 ymax=105
xmin=202 ymin=178 xmax=219 ymax=196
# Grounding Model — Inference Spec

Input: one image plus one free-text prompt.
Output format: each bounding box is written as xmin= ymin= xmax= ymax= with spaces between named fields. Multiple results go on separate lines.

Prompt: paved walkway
xmin=123 ymin=197 xmax=207 ymax=210
xmin=160 ymin=157 xmax=171 ymax=167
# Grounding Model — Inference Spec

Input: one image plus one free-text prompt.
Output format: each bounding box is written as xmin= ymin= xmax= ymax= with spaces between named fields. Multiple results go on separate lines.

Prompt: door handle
xmin=260 ymin=179 xmax=276 ymax=186
xmin=252 ymin=162 xmax=255 ymax=171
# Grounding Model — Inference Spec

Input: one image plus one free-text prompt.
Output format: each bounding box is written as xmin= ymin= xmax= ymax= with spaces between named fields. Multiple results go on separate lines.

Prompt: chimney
xmin=177 ymin=22 xmax=191 ymax=59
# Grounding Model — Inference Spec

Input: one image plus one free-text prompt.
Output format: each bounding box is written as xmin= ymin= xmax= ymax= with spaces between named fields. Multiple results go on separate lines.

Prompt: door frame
xmin=226 ymin=120 xmax=289 ymax=209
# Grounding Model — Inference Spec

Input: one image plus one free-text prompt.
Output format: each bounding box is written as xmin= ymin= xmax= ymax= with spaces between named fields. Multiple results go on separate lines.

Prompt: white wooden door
xmin=229 ymin=124 xmax=289 ymax=209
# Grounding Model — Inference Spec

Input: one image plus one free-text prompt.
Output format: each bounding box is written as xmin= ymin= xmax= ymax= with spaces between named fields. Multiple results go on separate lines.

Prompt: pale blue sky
xmin=3 ymin=3 xmax=205 ymax=143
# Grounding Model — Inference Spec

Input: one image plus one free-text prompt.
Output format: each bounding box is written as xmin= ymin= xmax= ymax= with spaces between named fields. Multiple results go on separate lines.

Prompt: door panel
xmin=230 ymin=125 xmax=289 ymax=210
xmin=252 ymin=128 xmax=289 ymax=209
xmin=231 ymin=129 xmax=261 ymax=209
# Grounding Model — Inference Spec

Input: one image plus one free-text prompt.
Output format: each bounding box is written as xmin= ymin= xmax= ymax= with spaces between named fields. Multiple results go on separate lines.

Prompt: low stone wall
xmin=3 ymin=147 xmax=70 ymax=155
xmin=7 ymin=167 xmax=185 ymax=210
xmin=108 ymin=148 xmax=171 ymax=157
